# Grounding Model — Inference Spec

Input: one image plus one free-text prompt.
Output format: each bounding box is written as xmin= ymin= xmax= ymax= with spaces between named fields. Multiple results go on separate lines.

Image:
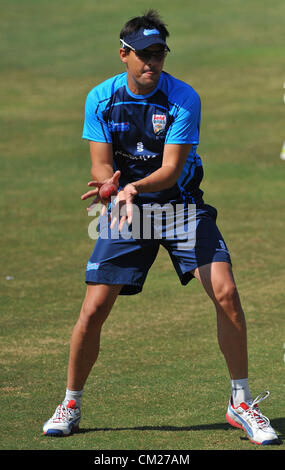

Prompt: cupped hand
xmin=110 ymin=183 xmax=138 ymax=231
xmin=81 ymin=170 xmax=121 ymax=211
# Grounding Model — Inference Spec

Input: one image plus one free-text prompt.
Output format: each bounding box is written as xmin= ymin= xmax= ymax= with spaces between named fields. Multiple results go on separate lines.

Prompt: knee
xmin=78 ymin=301 xmax=109 ymax=332
xmin=214 ymin=281 xmax=240 ymax=311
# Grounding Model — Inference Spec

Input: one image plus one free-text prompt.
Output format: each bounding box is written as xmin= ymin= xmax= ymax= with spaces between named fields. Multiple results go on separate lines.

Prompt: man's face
xmin=120 ymin=44 xmax=167 ymax=95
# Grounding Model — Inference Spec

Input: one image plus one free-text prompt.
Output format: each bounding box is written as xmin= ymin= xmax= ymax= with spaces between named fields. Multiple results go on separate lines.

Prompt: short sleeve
xmin=165 ymin=90 xmax=201 ymax=145
xmin=82 ymin=89 xmax=112 ymax=143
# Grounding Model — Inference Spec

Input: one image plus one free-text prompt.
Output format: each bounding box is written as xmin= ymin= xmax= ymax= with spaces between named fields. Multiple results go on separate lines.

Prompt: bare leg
xmin=192 ymin=262 xmax=248 ymax=379
xmin=67 ymin=283 xmax=122 ymax=391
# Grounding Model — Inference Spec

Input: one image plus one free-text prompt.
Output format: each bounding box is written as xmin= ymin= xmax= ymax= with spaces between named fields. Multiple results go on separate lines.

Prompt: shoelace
xmin=245 ymin=391 xmax=271 ymax=429
xmin=53 ymin=404 xmax=74 ymax=422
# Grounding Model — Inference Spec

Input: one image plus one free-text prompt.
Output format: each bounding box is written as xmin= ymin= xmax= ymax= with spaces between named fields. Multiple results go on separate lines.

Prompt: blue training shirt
xmin=82 ymin=71 xmax=204 ymax=205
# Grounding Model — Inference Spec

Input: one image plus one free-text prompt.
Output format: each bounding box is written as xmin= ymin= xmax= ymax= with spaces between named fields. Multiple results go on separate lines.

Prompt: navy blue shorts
xmin=85 ymin=203 xmax=231 ymax=295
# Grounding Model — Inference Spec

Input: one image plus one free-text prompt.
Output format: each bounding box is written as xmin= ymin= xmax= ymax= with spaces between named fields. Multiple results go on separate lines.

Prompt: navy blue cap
xmin=121 ymin=27 xmax=170 ymax=51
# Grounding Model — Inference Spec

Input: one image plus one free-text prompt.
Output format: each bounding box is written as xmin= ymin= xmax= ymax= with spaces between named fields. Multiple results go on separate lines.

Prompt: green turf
xmin=0 ymin=0 xmax=284 ymax=451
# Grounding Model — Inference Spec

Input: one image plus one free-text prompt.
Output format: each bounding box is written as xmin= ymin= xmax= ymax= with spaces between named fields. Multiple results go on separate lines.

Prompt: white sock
xmin=231 ymin=378 xmax=252 ymax=407
xmin=63 ymin=388 xmax=83 ymax=408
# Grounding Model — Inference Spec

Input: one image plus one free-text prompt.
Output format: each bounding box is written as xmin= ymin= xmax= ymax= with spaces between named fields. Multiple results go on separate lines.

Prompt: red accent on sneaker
xmin=67 ymin=400 xmax=76 ymax=409
xmin=230 ymin=397 xmax=249 ymax=410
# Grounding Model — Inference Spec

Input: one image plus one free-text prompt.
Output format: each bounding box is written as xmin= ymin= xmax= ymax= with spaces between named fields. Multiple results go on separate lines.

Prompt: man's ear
xmin=119 ymin=47 xmax=130 ymax=64
xmin=119 ymin=47 xmax=129 ymax=64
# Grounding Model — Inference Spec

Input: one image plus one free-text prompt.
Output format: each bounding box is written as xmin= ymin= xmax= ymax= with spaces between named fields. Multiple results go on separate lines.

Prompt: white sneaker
xmin=226 ymin=391 xmax=279 ymax=445
xmin=43 ymin=400 xmax=81 ymax=437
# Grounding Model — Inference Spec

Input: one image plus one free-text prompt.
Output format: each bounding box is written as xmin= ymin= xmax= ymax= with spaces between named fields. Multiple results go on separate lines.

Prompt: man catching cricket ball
xmin=43 ymin=10 xmax=279 ymax=445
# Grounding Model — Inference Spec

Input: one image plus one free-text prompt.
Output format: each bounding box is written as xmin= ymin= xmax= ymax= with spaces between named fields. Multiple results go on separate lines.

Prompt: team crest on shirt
xmin=152 ymin=114 xmax=167 ymax=135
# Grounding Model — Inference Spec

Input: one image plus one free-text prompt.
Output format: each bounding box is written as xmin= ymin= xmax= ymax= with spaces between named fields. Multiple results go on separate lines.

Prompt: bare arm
xmin=130 ymin=143 xmax=192 ymax=193
xmin=111 ymin=143 xmax=192 ymax=230
xmin=81 ymin=141 xmax=120 ymax=207
xmin=89 ymin=141 xmax=114 ymax=181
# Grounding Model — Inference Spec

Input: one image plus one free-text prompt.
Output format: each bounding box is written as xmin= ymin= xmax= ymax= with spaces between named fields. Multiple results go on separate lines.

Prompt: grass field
xmin=0 ymin=0 xmax=284 ymax=453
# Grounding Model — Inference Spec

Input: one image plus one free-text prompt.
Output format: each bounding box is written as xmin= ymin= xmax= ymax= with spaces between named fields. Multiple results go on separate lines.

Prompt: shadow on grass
xmin=78 ymin=417 xmax=284 ymax=444
xmin=79 ymin=423 xmax=228 ymax=433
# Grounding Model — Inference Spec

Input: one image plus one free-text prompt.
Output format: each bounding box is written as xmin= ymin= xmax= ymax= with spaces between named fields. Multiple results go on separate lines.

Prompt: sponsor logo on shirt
xmin=152 ymin=114 xmax=166 ymax=135
xmin=115 ymin=150 xmax=158 ymax=161
xmin=137 ymin=142 xmax=144 ymax=152
xmin=108 ymin=120 xmax=130 ymax=132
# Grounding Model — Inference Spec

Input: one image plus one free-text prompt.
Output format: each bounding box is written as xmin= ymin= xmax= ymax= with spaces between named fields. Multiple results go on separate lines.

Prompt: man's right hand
xmin=81 ymin=170 xmax=121 ymax=211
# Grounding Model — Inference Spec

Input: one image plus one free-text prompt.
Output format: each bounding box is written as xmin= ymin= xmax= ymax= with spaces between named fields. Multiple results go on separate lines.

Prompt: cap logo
xmin=143 ymin=28 xmax=160 ymax=36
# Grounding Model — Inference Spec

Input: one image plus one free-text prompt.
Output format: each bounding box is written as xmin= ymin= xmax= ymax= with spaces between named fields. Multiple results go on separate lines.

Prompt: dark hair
xmin=120 ymin=9 xmax=169 ymax=41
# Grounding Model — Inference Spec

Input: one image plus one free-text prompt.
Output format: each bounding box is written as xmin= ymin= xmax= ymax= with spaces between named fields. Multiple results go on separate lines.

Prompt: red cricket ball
xmin=99 ymin=182 xmax=118 ymax=201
